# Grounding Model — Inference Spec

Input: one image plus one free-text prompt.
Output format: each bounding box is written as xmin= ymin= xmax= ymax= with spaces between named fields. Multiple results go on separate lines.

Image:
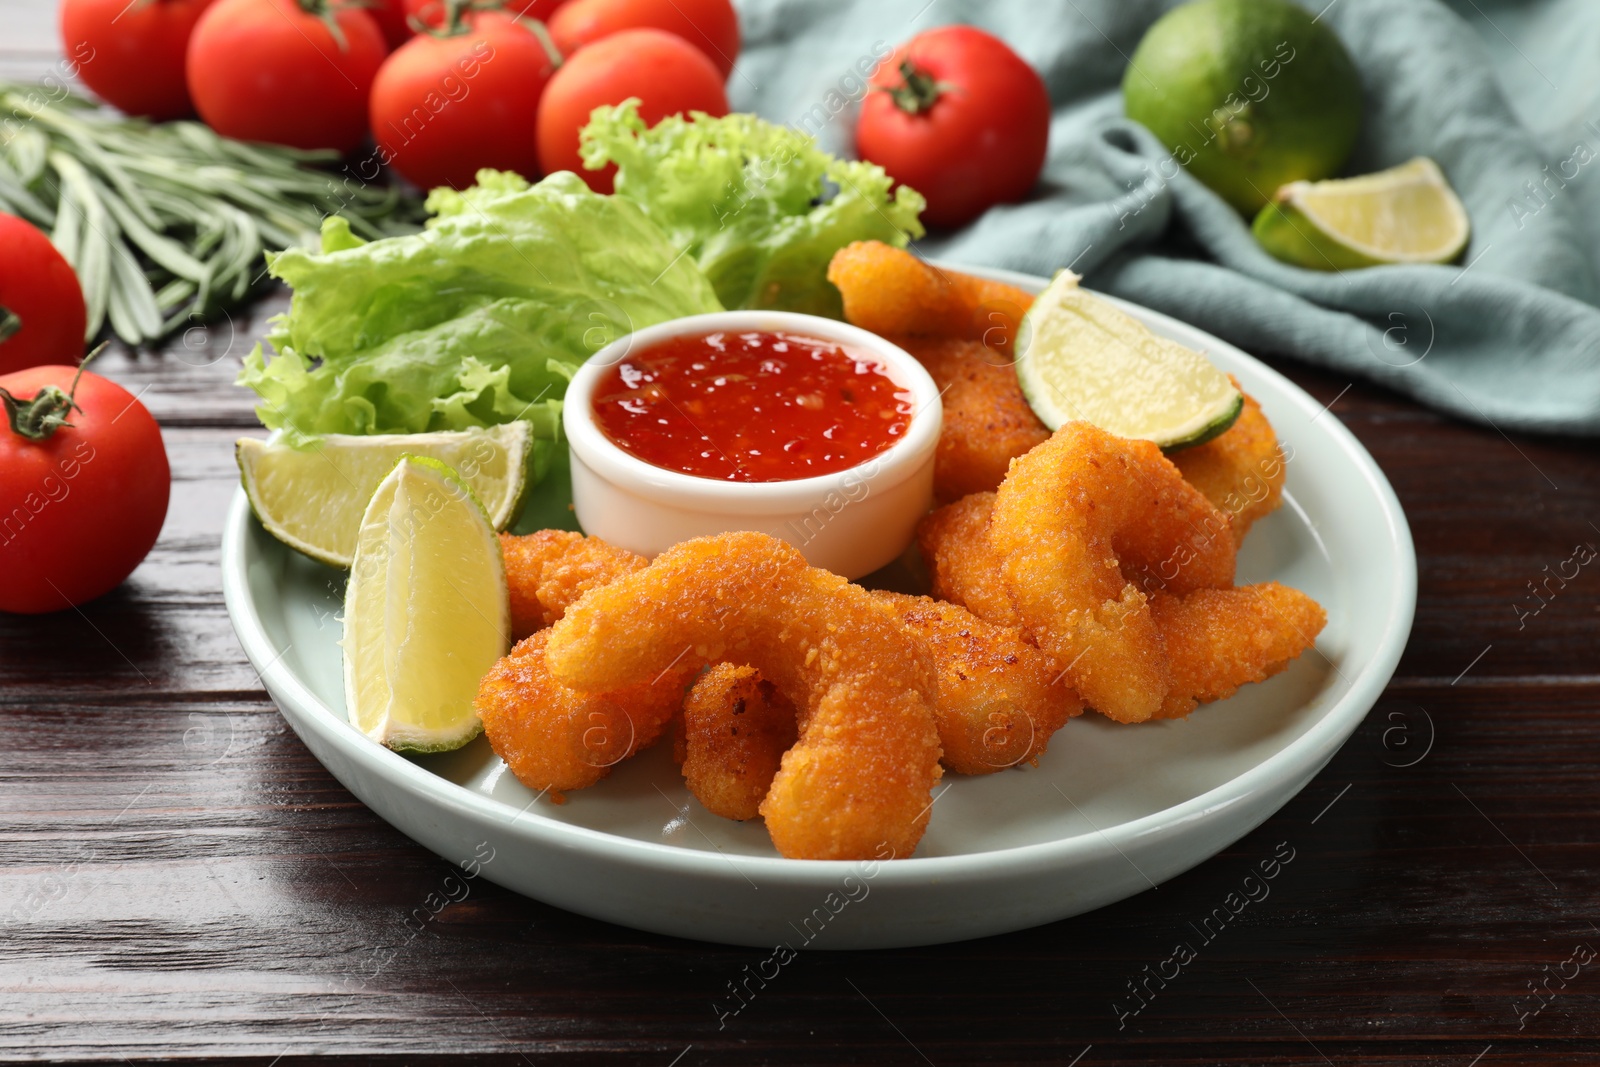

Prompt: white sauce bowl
xmin=563 ymin=310 xmax=942 ymax=579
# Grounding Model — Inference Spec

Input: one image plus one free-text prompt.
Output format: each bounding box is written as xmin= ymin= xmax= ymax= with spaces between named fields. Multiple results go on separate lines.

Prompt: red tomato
xmin=549 ymin=0 xmax=738 ymax=78
xmin=186 ymin=0 xmax=387 ymax=154
xmin=0 ymin=365 xmax=170 ymax=614
xmin=372 ymin=11 xmax=554 ymax=190
xmin=0 ymin=214 xmax=86 ymax=376
xmin=59 ymin=0 xmax=217 ymax=119
xmin=536 ymin=27 xmax=727 ymax=193
xmin=366 ymin=0 xmax=413 ymax=50
xmin=856 ymin=26 xmax=1051 ymax=228
xmin=404 ymin=0 xmax=569 ymax=32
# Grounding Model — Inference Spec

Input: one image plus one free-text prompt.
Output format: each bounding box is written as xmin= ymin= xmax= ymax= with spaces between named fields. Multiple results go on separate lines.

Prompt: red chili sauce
xmin=589 ymin=329 xmax=915 ymax=482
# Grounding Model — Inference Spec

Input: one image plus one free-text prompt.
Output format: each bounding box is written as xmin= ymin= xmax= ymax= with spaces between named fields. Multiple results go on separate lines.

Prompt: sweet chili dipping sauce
xmin=590 ymin=330 xmax=915 ymax=482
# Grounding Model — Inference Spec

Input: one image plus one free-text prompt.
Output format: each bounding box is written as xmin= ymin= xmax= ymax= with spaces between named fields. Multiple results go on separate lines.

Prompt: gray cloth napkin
xmin=731 ymin=0 xmax=1600 ymax=435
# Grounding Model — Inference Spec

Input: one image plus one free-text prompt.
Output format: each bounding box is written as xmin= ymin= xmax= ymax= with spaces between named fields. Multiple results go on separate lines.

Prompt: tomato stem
xmin=518 ymin=15 xmax=564 ymax=69
xmin=878 ymin=59 xmax=955 ymax=116
xmin=423 ymin=0 xmax=474 ymax=37
xmin=0 ymin=342 xmax=103 ymax=443
xmin=297 ymin=0 xmax=351 ymax=52
xmin=0 ymin=304 xmax=18 ymax=346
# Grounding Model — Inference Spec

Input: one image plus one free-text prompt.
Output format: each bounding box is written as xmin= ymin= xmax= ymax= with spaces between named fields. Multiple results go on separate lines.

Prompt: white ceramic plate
xmin=221 ymin=267 xmax=1415 ymax=949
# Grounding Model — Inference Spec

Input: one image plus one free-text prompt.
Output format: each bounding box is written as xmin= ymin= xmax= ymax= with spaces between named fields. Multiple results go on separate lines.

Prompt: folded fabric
xmin=733 ymin=0 xmax=1600 ymax=435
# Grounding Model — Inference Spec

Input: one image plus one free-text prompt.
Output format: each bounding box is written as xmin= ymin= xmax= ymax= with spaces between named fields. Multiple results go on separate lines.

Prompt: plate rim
xmin=221 ymin=265 xmax=1417 ymax=888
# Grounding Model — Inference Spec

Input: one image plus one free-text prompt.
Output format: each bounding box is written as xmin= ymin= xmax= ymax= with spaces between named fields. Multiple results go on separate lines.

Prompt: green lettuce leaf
xmin=580 ymin=101 xmax=925 ymax=318
xmin=239 ymin=170 xmax=722 ymax=480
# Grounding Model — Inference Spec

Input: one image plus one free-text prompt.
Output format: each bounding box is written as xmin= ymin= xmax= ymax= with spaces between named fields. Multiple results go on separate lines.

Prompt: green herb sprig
xmin=0 ymin=83 xmax=425 ymax=346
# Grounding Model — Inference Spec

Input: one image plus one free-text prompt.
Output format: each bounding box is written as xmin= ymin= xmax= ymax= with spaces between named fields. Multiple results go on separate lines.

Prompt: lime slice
xmin=1252 ymin=157 xmax=1470 ymax=270
xmin=343 ymin=456 xmax=509 ymax=753
xmin=238 ymin=423 xmax=531 ymax=568
xmin=1015 ymin=271 xmax=1243 ymax=448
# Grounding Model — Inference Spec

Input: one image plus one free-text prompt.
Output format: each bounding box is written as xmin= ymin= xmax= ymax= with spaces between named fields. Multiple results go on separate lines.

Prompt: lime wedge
xmin=343 ymin=456 xmax=509 ymax=753
xmin=238 ymin=423 xmax=531 ymax=568
xmin=1015 ymin=271 xmax=1243 ymax=448
xmin=1252 ymin=157 xmax=1470 ymax=270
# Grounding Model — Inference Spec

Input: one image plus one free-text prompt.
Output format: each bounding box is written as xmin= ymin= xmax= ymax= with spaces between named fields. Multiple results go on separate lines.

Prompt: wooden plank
xmin=0 ymin=684 xmax=1593 ymax=1060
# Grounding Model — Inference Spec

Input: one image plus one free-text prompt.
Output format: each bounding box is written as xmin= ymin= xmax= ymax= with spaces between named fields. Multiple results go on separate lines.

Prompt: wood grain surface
xmin=2 ymin=10 xmax=1598 ymax=1065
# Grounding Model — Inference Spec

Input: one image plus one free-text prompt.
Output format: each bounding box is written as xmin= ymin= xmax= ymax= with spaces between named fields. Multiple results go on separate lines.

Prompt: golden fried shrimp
xmin=1169 ymin=388 xmax=1286 ymax=543
xmin=870 ymin=591 xmax=1082 ymax=774
xmin=474 ymin=631 xmax=691 ymax=794
xmin=990 ymin=422 xmax=1236 ymax=724
xmin=1150 ymin=583 xmax=1327 ymax=719
xmin=893 ymin=335 xmax=1050 ymax=502
xmin=677 ymin=664 xmax=798 ymax=821
xmin=916 ymin=492 xmax=1019 ymax=628
xmin=546 ymin=531 xmax=942 ymax=861
xmin=501 ymin=530 xmax=648 ymax=639
xmin=827 ymin=240 xmax=1034 ymax=353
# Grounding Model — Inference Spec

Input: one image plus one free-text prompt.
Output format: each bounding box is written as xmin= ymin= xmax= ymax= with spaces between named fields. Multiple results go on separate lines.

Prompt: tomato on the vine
xmin=856 ymin=26 xmax=1051 ymax=228
xmin=0 ymin=364 xmax=170 ymax=614
xmin=59 ymin=0 xmax=218 ymax=120
xmin=536 ymin=27 xmax=728 ymax=192
xmin=186 ymin=0 xmax=387 ymax=154
xmin=548 ymin=0 xmax=739 ymax=78
xmin=372 ymin=9 xmax=555 ymax=190
xmin=0 ymin=214 xmax=87 ymax=376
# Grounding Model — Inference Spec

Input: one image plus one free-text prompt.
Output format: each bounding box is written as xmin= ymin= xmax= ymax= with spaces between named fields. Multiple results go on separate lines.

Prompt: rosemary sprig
xmin=0 ymin=82 xmax=426 ymax=346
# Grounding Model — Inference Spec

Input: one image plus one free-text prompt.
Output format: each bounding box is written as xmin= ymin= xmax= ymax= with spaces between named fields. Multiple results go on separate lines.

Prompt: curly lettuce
xmin=581 ymin=101 xmax=926 ymax=318
xmin=239 ymin=170 xmax=723 ymax=479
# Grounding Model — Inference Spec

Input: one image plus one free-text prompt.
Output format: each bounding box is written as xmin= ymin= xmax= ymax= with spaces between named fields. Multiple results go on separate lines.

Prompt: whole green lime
xmin=1123 ymin=0 xmax=1363 ymax=214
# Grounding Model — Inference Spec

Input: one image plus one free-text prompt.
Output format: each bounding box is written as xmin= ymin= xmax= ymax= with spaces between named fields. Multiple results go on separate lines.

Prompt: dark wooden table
xmin=4 ymin=11 xmax=1600 ymax=1065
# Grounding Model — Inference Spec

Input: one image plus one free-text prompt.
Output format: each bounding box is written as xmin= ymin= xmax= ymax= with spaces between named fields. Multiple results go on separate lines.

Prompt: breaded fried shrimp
xmin=546 ymin=532 xmax=943 ymax=860
xmin=870 ymin=591 xmax=1082 ymax=774
xmin=679 ymin=664 xmax=798 ymax=821
xmin=916 ymin=492 xmax=1019 ymax=628
xmin=475 ymin=631 xmax=691 ymax=793
xmin=894 ymin=336 xmax=1050 ymax=502
xmin=990 ymin=423 xmax=1235 ymax=723
xmin=828 ymin=240 xmax=1034 ymax=353
xmin=500 ymin=530 xmax=648 ymax=638
xmin=1170 ymin=388 xmax=1286 ymax=543
xmin=1151 ymin=583 xmax=1327 ymax=720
